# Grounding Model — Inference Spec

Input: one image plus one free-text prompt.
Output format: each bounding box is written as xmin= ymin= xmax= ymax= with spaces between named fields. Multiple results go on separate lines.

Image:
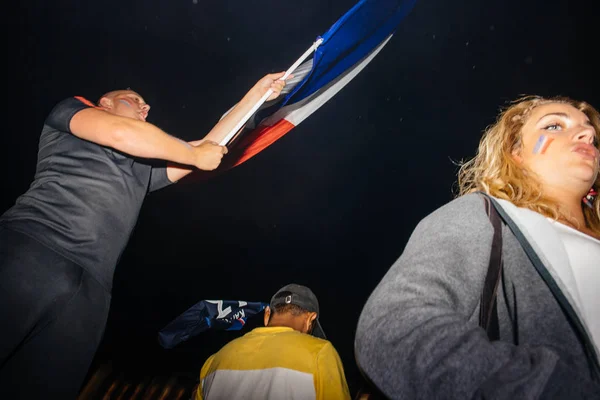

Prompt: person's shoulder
xmin=420 ymin=193 xmax=487 ymax=226
xmin=206 ymin=334 xmax=247 ymax=361
xmin=272 ymin=329 xmax=330 ymax=348
xmin=436 ymin=192 xmax=485 ymax=213
xmin=274 ymin=334 xmax=338 ymax=362
xmin=401 ymin=193 xmax=494 ymax=246
xmin=315 ymin=338 xmax=338 ymax=351
xmin=312 ymin=339 xmax=345 ymax=364
xmin=50 ymin=96 xmax=95 ymax=110
xmin=44 ymin=96 xmax=97 ymax=132
xmin=49 ymin=96 xmax=97 ymax=118
xmin=304 ymin=335 xmax=331 ymax=345
xmin=297 ymin=335 xmax=339 ymax=355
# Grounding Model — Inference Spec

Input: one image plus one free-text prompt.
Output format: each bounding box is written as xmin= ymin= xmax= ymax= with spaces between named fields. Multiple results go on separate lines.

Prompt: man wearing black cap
xmin=194 ymin=284 xmax=350 ymax=400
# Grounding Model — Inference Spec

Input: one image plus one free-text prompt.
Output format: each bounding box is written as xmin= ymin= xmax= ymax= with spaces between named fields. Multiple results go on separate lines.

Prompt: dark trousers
xmin=0 ymin=226 xmax=111 ymax=399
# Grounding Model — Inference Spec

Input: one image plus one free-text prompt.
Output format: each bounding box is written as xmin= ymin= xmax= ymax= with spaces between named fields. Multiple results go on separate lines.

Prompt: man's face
xmin=103 ymin=90 xmax=150 ymax=122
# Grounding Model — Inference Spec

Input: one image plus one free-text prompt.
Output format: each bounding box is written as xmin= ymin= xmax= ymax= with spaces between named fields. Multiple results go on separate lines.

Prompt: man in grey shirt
xmin=0 ymin=73 xmax=287 ymax=398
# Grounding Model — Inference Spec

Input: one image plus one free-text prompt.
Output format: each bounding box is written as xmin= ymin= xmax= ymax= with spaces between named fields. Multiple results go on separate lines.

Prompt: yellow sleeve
xmin=196 ymin=354 xmax=215 ymax=400
xmin=315 ymin=342 xmax=351 ymax=400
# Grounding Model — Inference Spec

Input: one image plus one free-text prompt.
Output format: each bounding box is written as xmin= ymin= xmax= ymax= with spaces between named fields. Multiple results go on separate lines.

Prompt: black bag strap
xmin=479 ymin=194 xmax=504 ymax=341
xmin=483 ymin=194 xmax=600 ymax=380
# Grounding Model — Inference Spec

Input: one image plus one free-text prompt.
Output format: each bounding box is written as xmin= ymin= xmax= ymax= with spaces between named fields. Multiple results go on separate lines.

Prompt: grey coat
xmin=355 ymin=193 xmax=600 ymax=399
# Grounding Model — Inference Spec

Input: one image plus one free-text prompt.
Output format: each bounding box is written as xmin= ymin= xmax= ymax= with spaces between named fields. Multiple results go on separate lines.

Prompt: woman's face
xmin=516 ymin=102 xmax=599 ymax=194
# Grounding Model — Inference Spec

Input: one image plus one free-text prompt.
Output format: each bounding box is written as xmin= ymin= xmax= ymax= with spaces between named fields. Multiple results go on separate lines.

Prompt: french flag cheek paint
xmin=118 ymin=99 xmax=132 ymax=107
xmin=533 ymin=135 xmax=554 ymax=155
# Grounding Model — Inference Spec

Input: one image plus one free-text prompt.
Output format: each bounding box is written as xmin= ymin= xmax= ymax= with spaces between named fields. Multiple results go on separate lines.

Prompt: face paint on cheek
xmin=118 ymin=99 xmax=132 ymax=107
xmin=533 ymin=135 xmax=554 ymax=155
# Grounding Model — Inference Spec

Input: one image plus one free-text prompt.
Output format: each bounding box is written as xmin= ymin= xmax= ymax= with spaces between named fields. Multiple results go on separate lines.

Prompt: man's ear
xmin=99 ymin=97 xmax=113 ymax=109
xmin=263 ymin=306 xmax=271 ymax=327
xmin=305 ymin=312 xmax=317 ymax=334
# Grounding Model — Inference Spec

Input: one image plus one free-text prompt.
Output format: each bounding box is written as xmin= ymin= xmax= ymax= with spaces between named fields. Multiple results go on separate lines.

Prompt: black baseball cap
xmin=270 ymin=284 xmax=326 ymax=339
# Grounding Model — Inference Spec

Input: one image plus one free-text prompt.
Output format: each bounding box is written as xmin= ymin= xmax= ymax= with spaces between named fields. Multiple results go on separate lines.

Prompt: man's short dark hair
xmin=272 ymin=303 xmax=308 ymax=316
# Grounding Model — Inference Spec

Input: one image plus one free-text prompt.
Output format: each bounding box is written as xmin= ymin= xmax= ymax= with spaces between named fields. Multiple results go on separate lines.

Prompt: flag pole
xmin=219 ymin=38 xmax=324 ymax=147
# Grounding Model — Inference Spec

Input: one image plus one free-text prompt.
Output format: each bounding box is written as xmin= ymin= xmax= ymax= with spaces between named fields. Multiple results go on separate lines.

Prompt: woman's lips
xmin=572 ymin=143 xmax=598 ymax=160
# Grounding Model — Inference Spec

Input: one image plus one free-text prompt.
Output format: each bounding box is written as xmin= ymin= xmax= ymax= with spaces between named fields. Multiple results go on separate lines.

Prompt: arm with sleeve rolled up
xmin=354 ymin=194 xmax=600 ymax=399
xmin=315 ymin=342 xmax=351 ymax=400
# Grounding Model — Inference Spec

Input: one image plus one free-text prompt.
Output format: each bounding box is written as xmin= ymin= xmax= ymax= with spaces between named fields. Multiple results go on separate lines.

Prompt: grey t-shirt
xmin=1 ymin=97 xmax=173 ymax=290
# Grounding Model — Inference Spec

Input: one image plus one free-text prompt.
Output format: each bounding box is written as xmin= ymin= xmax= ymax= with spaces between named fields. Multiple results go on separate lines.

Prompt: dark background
xmin=4 ymin=0 xmax=599 ymax=395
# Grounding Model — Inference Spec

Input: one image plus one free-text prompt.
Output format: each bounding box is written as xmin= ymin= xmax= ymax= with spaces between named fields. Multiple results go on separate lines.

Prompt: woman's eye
xmin=544 ymin=123 xmax=562 ymax=131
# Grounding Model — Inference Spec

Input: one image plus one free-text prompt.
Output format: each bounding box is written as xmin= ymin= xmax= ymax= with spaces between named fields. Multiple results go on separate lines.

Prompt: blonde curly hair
xmin=458 ymin=95 xmax=600 ymax=234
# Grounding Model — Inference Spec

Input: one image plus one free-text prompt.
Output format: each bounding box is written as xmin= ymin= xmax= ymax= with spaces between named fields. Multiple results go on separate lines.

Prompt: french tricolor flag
xmin=194 ymin=0 xmax=418 ymax=176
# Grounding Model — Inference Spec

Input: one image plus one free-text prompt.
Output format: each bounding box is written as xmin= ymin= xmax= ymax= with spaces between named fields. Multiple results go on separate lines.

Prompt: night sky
xmin=5 ymin=0 xmax=599 ymax=395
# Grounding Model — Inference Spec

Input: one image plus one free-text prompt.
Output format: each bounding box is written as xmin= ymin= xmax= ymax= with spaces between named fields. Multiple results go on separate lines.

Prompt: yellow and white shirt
xmin=197 ymin=326 xmax=351 ymax=400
